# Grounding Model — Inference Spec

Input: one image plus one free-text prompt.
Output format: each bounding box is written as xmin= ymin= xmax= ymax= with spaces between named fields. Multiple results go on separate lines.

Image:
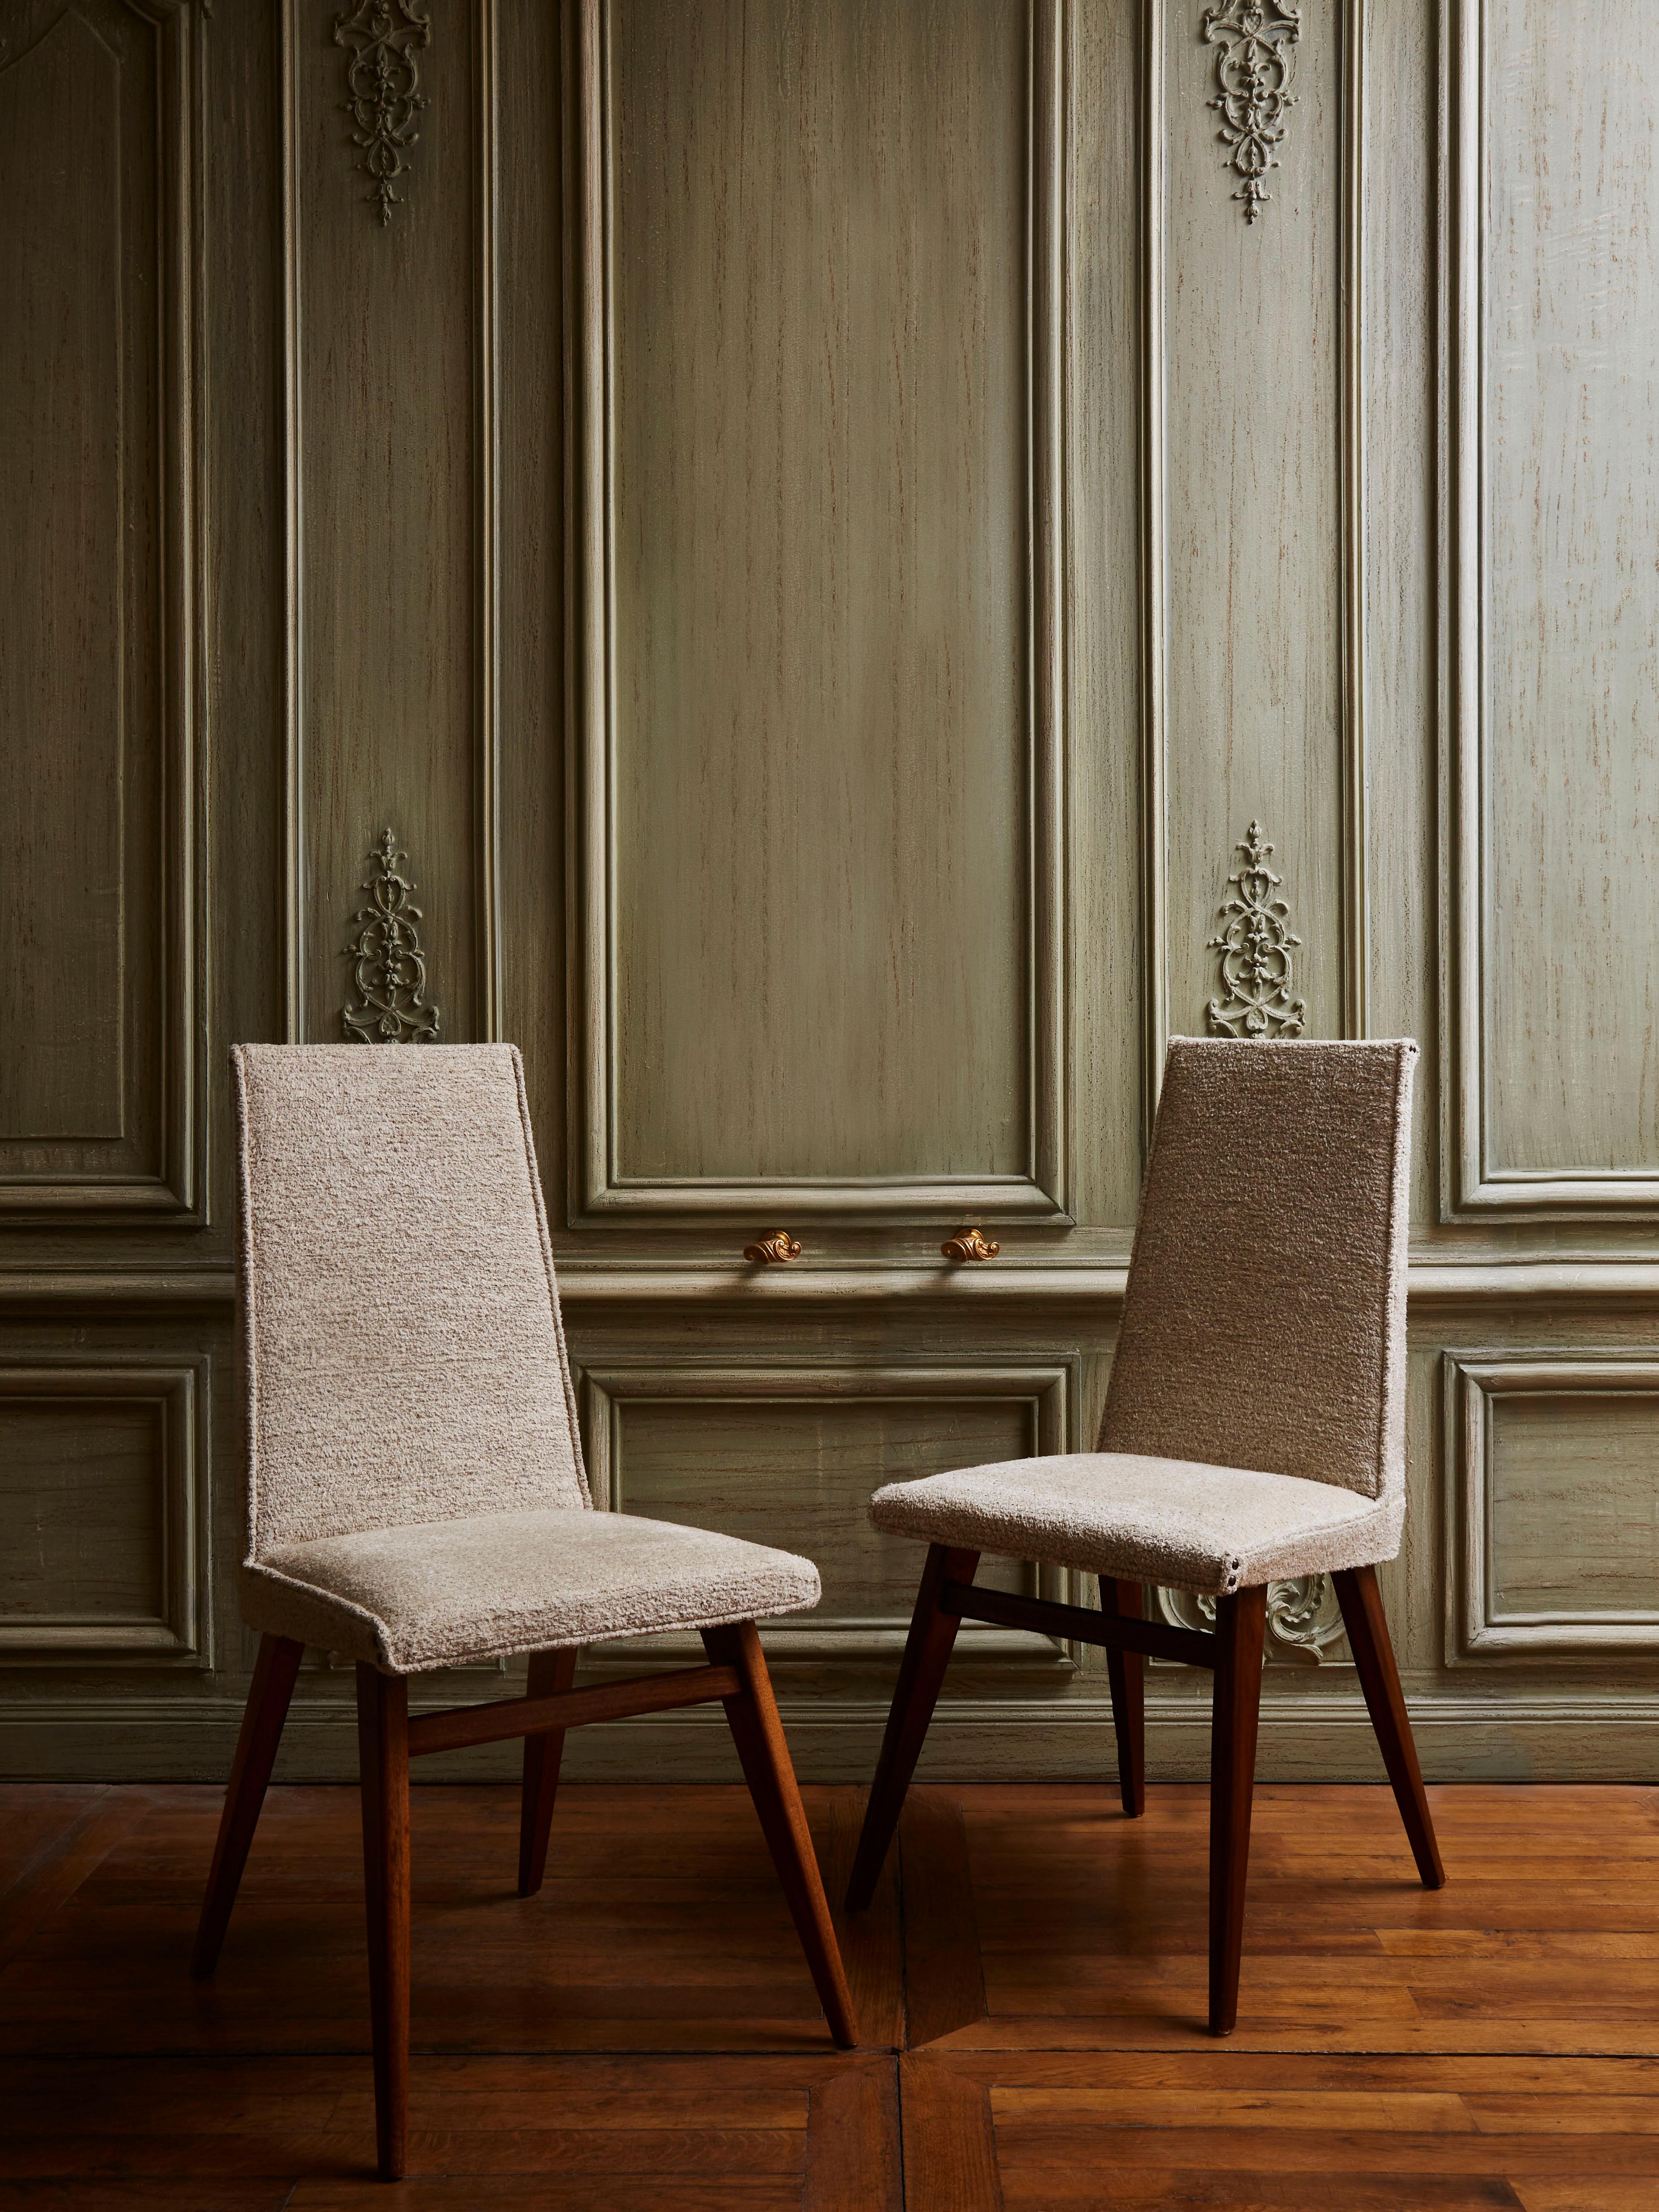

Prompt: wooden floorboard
xmin=898 ymin=1781 xmax=1659 ymax=2208
xmin=3 ymin=1780 xmax=1659 ymax=2203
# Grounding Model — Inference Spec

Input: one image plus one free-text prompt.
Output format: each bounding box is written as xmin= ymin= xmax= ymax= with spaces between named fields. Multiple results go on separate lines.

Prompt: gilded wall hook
xmin=942 ymin=1227 xmax=1000 ymax=1263
xmin=743 ymin=1231 xmax=802 ymax=1264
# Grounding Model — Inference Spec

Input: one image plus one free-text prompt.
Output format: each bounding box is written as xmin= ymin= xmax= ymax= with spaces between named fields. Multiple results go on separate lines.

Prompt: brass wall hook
xmin=743 ymin=1231 xmax=802 ymax=1264
xmin=942 ymin=1227 xmax=1000 ymax=1263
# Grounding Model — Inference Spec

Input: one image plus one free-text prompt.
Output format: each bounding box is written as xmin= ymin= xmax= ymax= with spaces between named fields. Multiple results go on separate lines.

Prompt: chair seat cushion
xmin=239 ymin=1507 xmax=821 ymax=1673
xmin=867 ymin=1452 xmax=1405 ymax=1597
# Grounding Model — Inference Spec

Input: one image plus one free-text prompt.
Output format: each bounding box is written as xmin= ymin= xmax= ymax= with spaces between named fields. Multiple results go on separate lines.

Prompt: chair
xmin=192 ymin=1045 xmax=855 ymax=2180
xmin=844 ymin=1037 xmax=1444 ymax=2035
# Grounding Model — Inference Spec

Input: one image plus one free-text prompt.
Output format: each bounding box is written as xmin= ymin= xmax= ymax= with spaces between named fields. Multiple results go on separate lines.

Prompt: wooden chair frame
xmin=846 ymin=1544 xmax=1444 ymax=2036
xmin=193 ymin=1621 xmax=856 ymax=2181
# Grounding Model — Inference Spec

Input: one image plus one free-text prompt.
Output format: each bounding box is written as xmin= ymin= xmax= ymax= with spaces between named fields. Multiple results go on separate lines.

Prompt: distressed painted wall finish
xmin=3 ymin=0 xmax=1659 ymax=1782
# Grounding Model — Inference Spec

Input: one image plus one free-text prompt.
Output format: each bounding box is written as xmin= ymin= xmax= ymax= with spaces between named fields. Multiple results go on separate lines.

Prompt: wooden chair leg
xmin=844 ymin=1542 xmax=979 ymax=1910
xmin=1208 ymin=1583 xmax=1266 ymax=2037
xmin=1099 ymin=1577 xmax=1146 ymax=1817
xmin=702 ymin=1621 xmax=858 ymax=2048
xmin=190 ymin=1632 xmax=303 ymax=1980
xmin=518 ymin=1645 xmax=580 ymax=1897
xmin=1334 ymin=1564 xmax=1446 ymax=1890
xmin=357 ymin=1664 xmax=411 ymax=2183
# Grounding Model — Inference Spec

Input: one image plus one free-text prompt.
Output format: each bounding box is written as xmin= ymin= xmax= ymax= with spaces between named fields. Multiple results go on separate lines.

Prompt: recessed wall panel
xmin=0 ymin=0 xmax=198 ymax=1215
xmin=1447 ymin=1355 xmax=1659 ymax=1658
xmin=582 ymin=1362 xmax=1075 ymax=1660
xmin=1490 ymin=1390 xmax=1659 ymax=1620
xmin=610 ymin=1399 xmax=1032 ymax=1625
xmin=1454 ymin=0 xmax=1659 ymax=1206
xmin=0 ymin=1360 xmax=208 ymax=1664
xmin=0 ymin=1403 xmax=164 ymax=1627
xmin=1485 ymin=0 xmax=1659 ymax=1181
xmin=580 ymin=0 xmax=1067 ymax=1217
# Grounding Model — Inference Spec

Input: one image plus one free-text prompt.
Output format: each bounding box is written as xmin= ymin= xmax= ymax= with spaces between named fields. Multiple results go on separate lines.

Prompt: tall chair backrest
xmin=232 ymin=1044 xmax=588 ymax=1556
xmin=1099 ymin=1038 xmax=1416 ymax=1504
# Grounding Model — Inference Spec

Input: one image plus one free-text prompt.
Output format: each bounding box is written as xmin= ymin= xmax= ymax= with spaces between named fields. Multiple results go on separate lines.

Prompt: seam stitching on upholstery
xmin=378 ymin=1592 xmax=820 ymax=1674
xmin=509 ymin=1045 xmax=593 ymax=1509
xmin=243 ymin=1557 xmax=393 ymax=1668
xmin=232 ymin=1047 xmax=264 ymax=1566
xmin=1372 ymin=1042 xmax=1412 ymax=1505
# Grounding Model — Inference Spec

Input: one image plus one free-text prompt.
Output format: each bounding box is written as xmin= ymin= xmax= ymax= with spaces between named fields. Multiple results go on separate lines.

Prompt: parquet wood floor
xmin=2 ymin=1778 xmax=1657 ymax=2206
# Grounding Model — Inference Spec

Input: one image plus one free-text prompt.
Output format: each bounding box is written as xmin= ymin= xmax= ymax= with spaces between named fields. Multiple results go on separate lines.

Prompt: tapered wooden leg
xmin=845 ymin=1543 xmax=979 ymax=1911
xmin=702 ymin=1621 xmax=858 ymax=2048
xmin=517 ymin=1646 xmax=580 ymax=1897
xmin=1334 ymin=1564 xmax=1446 ymax=1890
xmin=357 ymin=1664 xmax=411 ymax=2183
xmin=1208 ymin=1584 xmax=1266 ymax=2038
xmin=190 ymin=1632 xmax=303 ymax=1980
xmin=1099 ymin=1577 xmax=1146 ymax=1817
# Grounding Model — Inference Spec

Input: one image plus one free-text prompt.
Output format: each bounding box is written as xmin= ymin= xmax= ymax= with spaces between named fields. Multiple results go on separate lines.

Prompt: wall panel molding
xmin=0 ymin=1355 xmax=211 ymax=1665
xmin=0 ymin=0 xmax=207 ymax=1223
xmin=0 ymin=1254 xmax=1624 ymax=1318
xmin=1445 ymin=1350 xmax=1659 ymax=1662
xmin=576 ymin=1356 xmax=1080 ymax=1668
xmin=1445 ymin=0 xmax=1659 ymax=1215
xmin=9 ymin=1254 xmax=1659 ymax=1319
xmin=568 ymin=0 xmax=1072 ymax=1224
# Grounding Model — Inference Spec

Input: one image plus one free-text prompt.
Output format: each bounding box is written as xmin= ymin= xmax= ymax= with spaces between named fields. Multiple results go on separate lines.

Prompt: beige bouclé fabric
xmin=868 ymin=1039 xmax=1417 ymax=1597
xmin=233 ymin=1045 xmax=820 ymax=1670
xmin=239 ymin=1506 xmax=822 ymax=1673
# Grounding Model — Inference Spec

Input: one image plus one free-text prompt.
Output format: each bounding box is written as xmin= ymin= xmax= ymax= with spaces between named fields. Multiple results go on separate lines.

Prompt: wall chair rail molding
xmin=0 ymin=0 xmax=208 ymax=1223
xmin=1145 ymin=0 xmax=1369 ymax=1129
xmin=280 ymin=0 xmax=502 ymax=1045
xmin=1445 ymin=1352 xmax=1659 ymax=1664
xmin=0 ymin=1355 xmax=211 ymax=1666
xmin=575 ymin=1358 xmax=1081 ymax=1674
xmin=1201 ymin=0 xmax=1302 ymax=225
xmin=567 ymin=0 xmax=1072 ymax=1225
xmin=334 ymin=0 xmax=431 ymax=225
xmin=1445 ymin=0 xmax=1659 ymax=1216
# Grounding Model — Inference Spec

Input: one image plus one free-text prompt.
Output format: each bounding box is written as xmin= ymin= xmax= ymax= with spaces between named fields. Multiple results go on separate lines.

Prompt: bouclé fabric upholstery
xmin=232 ymin=1045 xmax=820 ymax=1670
xmin=239 ymin=1506 xmax=822 ymax=1673
xmin=868 ymin=1039 xmax=1417 ymax=1597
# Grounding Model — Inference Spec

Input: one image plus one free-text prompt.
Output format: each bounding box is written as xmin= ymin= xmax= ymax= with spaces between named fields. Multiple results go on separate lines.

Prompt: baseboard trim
xmin=5 ymin=1691 xmax=1659 ymax=1784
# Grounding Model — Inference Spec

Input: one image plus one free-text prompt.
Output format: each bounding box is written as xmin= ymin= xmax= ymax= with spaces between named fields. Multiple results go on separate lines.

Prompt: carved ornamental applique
xmin=343 ymin=830 xmax=441 ymax=1043
xmin=1207 ymin=822 xmax=1307 ymax=1038
xmin=1158 ymin=1577 xmax=1346 ymax=1665
xmin=334 ymin=0 xmax=431 ymax=225
xmin=1201 ymin=0 xmax=1301 ymax=224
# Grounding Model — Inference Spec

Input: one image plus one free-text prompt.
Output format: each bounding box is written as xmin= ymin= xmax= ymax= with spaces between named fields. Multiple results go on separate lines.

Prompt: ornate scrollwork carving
xmin=1156 ymin=1576 xmax=1345 ymax=1664
xmin=343 ymin=829 xmax=440 ymax=1043
xmin=743 ymin=1231 xmax=803 ymax=1264
xmin=334 ymin=0 xmax=431 ymax=226
xmin=942 ymin=1228 xmax=1000 ymax=1263
xmin=1201 ymin=0 xmax=1301 ymax=225
xmin=1207 ymin=821 xmax=1307 ymax=1038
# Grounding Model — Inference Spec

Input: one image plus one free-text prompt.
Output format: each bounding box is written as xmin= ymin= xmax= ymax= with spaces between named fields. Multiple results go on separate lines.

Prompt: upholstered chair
xmin=192 ymin=1045 xmax=855 ymax=2181
xmin=845 ymin=1038 xmax=1444 ymax=2035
